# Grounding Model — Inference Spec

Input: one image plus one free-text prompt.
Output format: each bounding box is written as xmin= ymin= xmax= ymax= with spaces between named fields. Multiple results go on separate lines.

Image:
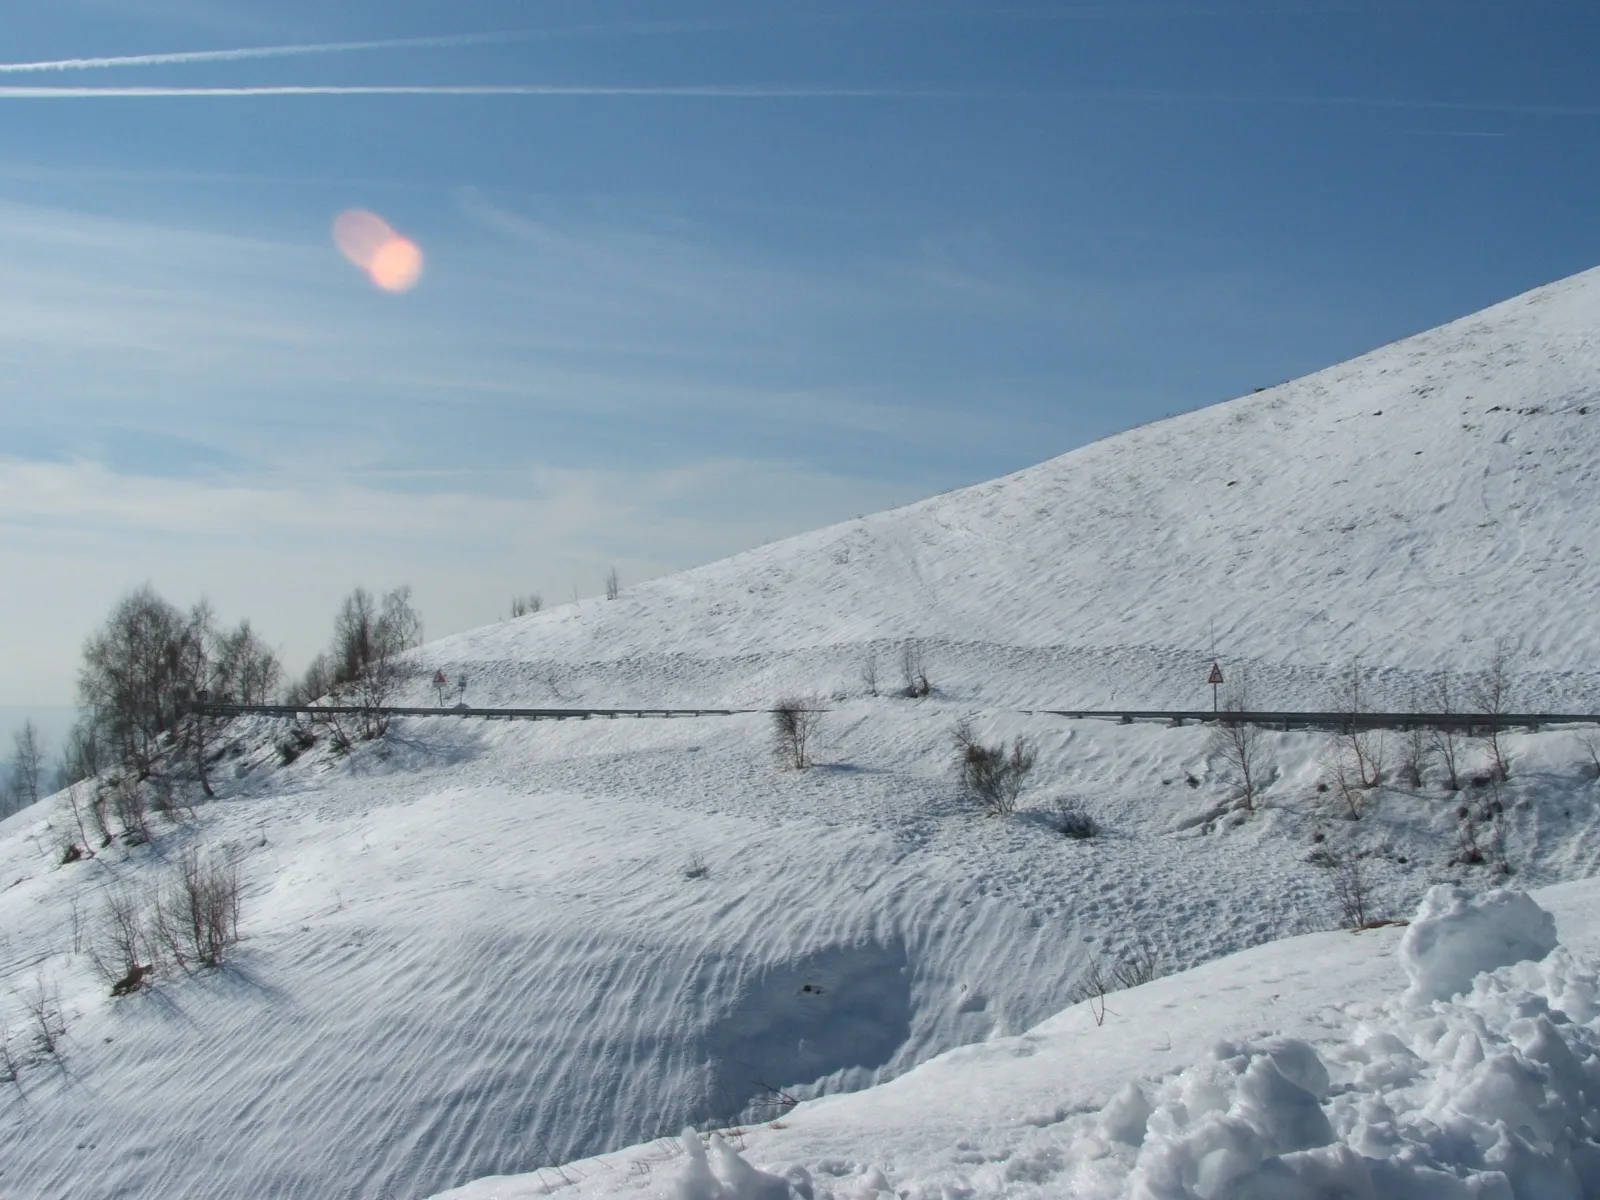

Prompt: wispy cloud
xmin=0 ymin=453 xmax=920 ymax=703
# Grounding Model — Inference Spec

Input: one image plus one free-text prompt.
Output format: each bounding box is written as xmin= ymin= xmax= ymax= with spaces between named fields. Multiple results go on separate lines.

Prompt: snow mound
xmin=650 ymin=889 xmax=1600 ymax=1200
xmin=1400 ymin=884 xmax=1558 ymax=1008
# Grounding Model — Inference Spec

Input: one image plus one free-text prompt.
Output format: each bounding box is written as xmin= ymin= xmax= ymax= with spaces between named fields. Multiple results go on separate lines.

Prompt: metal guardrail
xmin=197 ymin=703 xmax=754 ymax=721
xmin=198 ymin=703 xmax=1600 ymax=732
xmin=1034 ymin=710 xmax=1600 ymax=731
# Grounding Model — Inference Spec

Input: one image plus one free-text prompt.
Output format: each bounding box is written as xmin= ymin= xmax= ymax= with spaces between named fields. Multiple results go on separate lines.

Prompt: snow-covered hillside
xmin=4 ymin=265 xmax=1600 ymax=1199
xmin=429 ymin=264 xmax=1600 ymax=713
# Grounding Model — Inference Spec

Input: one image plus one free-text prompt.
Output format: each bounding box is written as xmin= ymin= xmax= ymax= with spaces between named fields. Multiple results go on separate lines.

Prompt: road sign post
xmin=1208 ymin=662 xmax=1225 ymax=712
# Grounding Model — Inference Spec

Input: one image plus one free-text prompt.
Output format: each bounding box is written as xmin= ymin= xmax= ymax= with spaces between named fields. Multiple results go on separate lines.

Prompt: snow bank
xmin=1400 ymin=885 xmax=1559 ymax=1008
xmin=662 ymin=888 xmax=1600 ymax=1200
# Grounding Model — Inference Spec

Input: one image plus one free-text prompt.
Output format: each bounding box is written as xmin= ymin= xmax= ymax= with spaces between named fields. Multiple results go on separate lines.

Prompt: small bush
xmin=153 ymin=848 xmax=241 ymax=970
xmin=771 ymin=699 xmax=822 ymax=770
xmin=91 ymin=887 xmax=155 ymax=994
xmin=1067 ymin=940 xmax=1164 ymax=1026
xmin=954 ymin=720 xmax=1036 ymax=816
xmin=110 ymin=775 xmax=150 ymax=843
xmin=899 ymin=644 xmax=931 ymax=698
xmin=1331 ymin=853 xmax=1377 ymax=929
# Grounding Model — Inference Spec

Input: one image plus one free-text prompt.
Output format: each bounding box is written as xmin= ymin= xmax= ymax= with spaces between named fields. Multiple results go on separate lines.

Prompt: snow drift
xmin=459 ymin=884 xmax=1600 ymax=1200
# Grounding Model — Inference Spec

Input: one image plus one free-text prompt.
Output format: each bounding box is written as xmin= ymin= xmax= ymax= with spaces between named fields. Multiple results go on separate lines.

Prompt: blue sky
xmin=1 ymin=0 xmax=1598 ymax=714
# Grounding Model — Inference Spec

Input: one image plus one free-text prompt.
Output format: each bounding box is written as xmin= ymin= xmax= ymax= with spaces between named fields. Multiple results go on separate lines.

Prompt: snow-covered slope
xmin=432 ymin=263 xmax=1600 ymax=712
xmin=437 ymin=879 xmax=1600 ymax=1200
xmin=4 ymin=266 xmax=1600 ymax=1200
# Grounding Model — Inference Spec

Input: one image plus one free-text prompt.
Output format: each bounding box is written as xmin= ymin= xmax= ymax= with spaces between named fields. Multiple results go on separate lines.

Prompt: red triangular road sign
xmin=1208 ymin=663 xmax=1225 ymax=685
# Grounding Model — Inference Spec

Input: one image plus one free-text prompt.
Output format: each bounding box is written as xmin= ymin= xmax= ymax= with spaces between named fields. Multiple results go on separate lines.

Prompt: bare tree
xmin=91 ymin=887 xmax=154 ymax=995
xmin=900 ymin=643 xmax=931 ymax=698
xmin=0 ymin=1026 xmax=18 ymax=1084
xmin=20 ymin=975 xmax=64 ymax=1055
xmin=771 ymin=698 xmax=822 ymax=770
xmin=1398 ymin=705 xmax=1428 ymax=790
xmin=8 ymin=720 xmax=44 ymax=812
xmin=953 ymin=720 xmax=1036 ymax=816
xmin=511 ymin=593 xmax=543 ymax=618
xmin=178 ymin=605 xmax=281 ymax=797
xmin=78 ymin=586 xmax=190 ymax=776
xmin=55 ymin=720 xmax=104 ymax=792
xmin=59 ymin=784 xmax=95 ymax=860
xmin=110 ymin=775 xmax=150 ymax=843
xmin=860 ymin=652 xmax=879 ymax=697
xmin=1429 ymin=669 xmax=1464 ymax=791
xmin=604 ymin=568 xmax=620 ymax=601
xmin=327 ymin=586 xmax=423 ymax=739
xmin=1331 ymin=660 xmax=1384 ymax=787
xmin=1576 ymin=727 xmax=1600 ymax=780
xmin=1324 ymin=745 xmax=1366 ymax=820
xmin=1470 ymin=638 xmax=1516 ymax=781
xmin=1209 ymin=680 xmax=1266 ymax=811
xmin=286 ymin=652 xmax=334 ymax=706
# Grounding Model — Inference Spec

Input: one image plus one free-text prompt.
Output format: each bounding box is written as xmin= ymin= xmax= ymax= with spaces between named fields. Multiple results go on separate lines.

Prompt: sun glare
xmin=333 ymin=208 xmax=424 ymax=293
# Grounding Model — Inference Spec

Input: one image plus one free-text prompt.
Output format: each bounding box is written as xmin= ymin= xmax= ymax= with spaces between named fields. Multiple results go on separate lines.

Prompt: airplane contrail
xmin=0 ymin=32 xmax=534 ymax=73
xmin=0 ymin=84 xmax=964 ymax=99
xmin=0 ymin=84 xmax=1588 ymax=118
xmin=0 ymin=19 xmax=767 ymax=74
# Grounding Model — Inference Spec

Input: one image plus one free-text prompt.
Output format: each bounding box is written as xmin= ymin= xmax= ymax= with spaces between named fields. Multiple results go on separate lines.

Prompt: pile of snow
xmin=1399 ymin=884 xmax=1558 ymax=1008
xmin=464 ymin=885 xmax=1600 ymax=1200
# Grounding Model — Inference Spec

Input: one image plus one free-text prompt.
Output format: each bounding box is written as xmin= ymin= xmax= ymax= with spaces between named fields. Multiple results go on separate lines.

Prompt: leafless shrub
xmin=899 ymin=644 xmax=931 ymax=698
xmin=91 ymin=888 xmax=155 ymax=995
xmin=953 ymin=720 xmax=1036 ymax=816
xmin=87 ymin=784 xmax=114 ymax=848
xmin=1331 ymin=661 xmax=1385 ymax=787
xmin=860 ymin=653 xmax=879 ymax=697
xmin=1209 ymin=680 xmax=1266 ymax=811
xmin=604 ymin=568 xmax=620 ymax=601
xmin=1111 ymin=939 xmax=1161 ymax=989
xmin=682 ymin=852 xmax=710 ymax=880
xmin=286 ymin=652 xmax=334 ymax=706
xmin=1398 ymin=696 xmax=1428 ymax=789
xmin=511 ymin=593 xmax=543 ymax=618
xmin=8 ymin=720 xmax=44 ymax=812
xmin=1428 ymin=670 xmax=1464 ymax=790
xmin=58 ymin=784 xmax=95 ymax=861
xmin=154 ymin=848 xmax=241 ymax=970
xmin=110 ymin=775 xmax=150 ymax=843
xmin=1470 ymin=638 xmax=1516 ymax=781
xmin=1331 ymin=853 xmax=1373 ymax=929
xmin=772 ymin=699 xmax=822 ymax=770
xmin=0 ymin=1027 xmax=18 ymax=1083
xmin=1324 ymin=747 xmax=1367 ymax=820
xmin=1576 ymin=727 xmax=1600 ymax=780
xmin=1069 ymin=956 xmax=1114 ymax=1026
xmin=20 ymin=976 xmax=64 ymax=1055
xmin=1068 ymin=941 xmax=1164 ymax=1026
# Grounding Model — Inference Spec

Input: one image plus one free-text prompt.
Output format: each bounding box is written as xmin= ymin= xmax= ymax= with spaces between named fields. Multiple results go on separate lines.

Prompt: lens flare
xmin=333 ymin=208 xmax=424 ymax=293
